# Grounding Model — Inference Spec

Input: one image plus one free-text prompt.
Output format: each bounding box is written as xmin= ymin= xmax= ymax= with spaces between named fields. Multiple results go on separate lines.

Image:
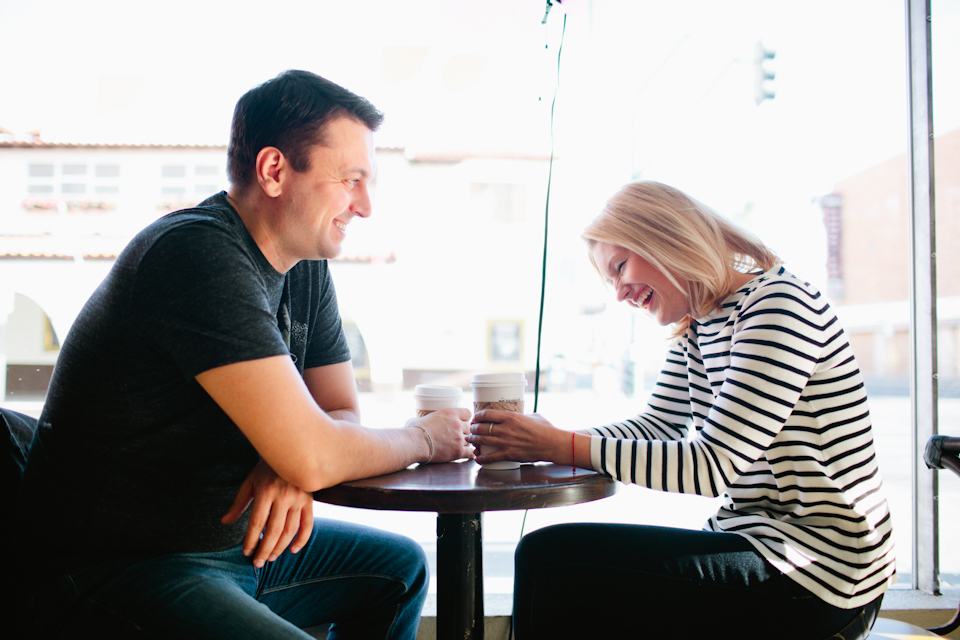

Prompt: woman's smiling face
xmin=591 ymin=241 xmax=692 ymax=326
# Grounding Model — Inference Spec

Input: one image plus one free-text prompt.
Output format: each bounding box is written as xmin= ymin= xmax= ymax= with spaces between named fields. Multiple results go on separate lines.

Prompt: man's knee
xmin=392 ymin=533 xmax=429 ymax=593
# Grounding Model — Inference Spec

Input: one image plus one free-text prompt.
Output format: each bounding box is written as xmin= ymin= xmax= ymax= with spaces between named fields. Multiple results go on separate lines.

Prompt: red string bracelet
xmin=571 ymin=431 xmax=576 ymax=474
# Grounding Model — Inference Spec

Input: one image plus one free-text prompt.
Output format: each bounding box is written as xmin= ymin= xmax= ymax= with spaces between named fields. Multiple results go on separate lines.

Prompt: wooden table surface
xmin=313 ymin=459 xmax=617 ymax=513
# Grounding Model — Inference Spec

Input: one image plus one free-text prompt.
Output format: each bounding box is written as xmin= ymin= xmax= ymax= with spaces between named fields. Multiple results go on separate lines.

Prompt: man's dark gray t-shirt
xmin=19 ymin=192 xmax=352 ymax=573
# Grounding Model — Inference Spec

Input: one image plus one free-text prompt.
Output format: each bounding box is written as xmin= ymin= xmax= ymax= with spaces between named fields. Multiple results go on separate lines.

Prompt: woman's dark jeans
xmin=514 ymin=523 xmax=883 ymax=640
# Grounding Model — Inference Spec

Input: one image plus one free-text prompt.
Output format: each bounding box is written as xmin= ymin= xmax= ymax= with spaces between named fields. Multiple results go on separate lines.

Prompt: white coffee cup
xmin=470 ymin=372 xmax=526 ymax=470
xmin=413 ymin=385 xmax=465 ymax=437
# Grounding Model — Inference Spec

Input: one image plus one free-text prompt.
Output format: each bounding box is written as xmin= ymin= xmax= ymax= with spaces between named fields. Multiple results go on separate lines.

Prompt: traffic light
xmin=754 ymin=41 xmax=775 ymax=105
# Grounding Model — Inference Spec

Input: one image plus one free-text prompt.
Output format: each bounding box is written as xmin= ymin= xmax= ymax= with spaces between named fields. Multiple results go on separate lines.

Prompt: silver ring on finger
xmin=488 ymin=423 xmax=494 ymax=436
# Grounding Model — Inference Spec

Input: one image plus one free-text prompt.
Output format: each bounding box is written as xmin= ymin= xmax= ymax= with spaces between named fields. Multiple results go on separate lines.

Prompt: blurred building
xmin=0 ymin=133 xmax=576 ymax=400
xmin=821 ymin=126 xmax=960 ymax=396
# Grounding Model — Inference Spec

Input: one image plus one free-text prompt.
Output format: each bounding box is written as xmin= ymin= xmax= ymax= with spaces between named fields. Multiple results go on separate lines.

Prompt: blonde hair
xmin=582 ymin=181 xmax=780 ymax=337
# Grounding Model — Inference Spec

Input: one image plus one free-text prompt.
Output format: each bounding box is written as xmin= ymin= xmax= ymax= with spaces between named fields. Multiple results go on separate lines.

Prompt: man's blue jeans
xmin=28 ymin=518 xmax=428 ymax=639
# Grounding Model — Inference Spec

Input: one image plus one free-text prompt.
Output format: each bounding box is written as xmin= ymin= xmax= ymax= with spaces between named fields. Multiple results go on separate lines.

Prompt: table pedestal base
xmin=314 ymin=462 xmax=616 ymax=640
xmin=436 ymin=512 xmax=485 ymax=640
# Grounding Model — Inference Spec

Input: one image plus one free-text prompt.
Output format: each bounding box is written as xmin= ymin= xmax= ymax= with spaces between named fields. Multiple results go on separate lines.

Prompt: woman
xmin=469 ymin=181 xmax=895 ymax=639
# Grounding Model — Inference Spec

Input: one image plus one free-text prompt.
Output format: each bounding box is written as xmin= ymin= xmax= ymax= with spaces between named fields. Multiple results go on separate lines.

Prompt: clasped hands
xmin=224 ymin=410 xmax=567 ymax=565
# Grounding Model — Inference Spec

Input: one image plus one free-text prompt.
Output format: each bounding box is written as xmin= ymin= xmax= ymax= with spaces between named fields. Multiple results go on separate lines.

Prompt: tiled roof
xmin=0 ymin=235 xmax=128 ymax=260
xmin=0 ymin=140 xmax=228 ymax=150
xmin=0 ymin=139 xmax=550 ymax=160
xmin=0 ymin=235 xmax=396 ymax=264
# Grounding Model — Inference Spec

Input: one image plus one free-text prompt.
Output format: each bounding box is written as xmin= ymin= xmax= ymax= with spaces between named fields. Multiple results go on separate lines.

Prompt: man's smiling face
xmin=281 ymin=116 xmax=376 ymax=261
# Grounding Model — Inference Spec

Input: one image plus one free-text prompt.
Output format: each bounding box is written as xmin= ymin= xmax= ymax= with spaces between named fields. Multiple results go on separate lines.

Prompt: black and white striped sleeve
xmin=589 ymin=279 xmax=828 ymax=497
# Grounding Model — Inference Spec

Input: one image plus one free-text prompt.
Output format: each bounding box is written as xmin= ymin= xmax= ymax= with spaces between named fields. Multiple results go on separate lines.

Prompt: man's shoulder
xmin=123 ymin=195 xmax=248 ymax=265
xmin=143 ymin=193 xmax=238 ymax=240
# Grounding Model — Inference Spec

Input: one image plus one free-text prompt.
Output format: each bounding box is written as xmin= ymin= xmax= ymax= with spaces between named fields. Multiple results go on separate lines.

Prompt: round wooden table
xmin=314 ymin=460 xmax=618 ymax=640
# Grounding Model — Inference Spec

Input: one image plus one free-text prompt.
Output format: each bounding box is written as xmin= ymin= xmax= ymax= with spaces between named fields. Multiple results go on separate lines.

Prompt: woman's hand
xmin=221 ymin=458 xmax=314 ymax=568
xmin=468 ymin=410 xmax=572 ymax=465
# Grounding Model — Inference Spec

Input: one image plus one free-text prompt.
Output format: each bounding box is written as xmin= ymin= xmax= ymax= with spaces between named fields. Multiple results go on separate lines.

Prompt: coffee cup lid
xmin=413 ymin=384 xmax=464 ymax=399
xmin=470 ymin=372 xmax=527 ymax=388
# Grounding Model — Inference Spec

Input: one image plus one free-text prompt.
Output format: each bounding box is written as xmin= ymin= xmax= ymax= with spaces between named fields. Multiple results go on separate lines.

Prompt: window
xmin=95 ymin=165 xmax=120 ymax=178
xmin=95 ymin=185 xmax=120 ymax=194
xmin=488 ymin=320 xmax=523 ymax=365
xmin=161 ymin=186 xmax=186 ymax=195
xmin=195 ymin=165 xmax=219 ymax=176
xmin=61 ymin=184 xmax=86 ymax=194
xmin=62 ymin=164 xmax=87 ymax=175
xmin=44 ymin=317 xmax=60 ymax=352
xmin=27 ymin=185 xmax=54 ymax=194
xmin=161 ymin=165 xmax=186 ymax=178
xmin=28 ymin=164 xmax=54 ymax=177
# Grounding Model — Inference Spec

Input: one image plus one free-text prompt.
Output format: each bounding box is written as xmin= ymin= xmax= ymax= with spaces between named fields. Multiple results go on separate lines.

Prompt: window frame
xmin=906 ymin=0 xmax=940 ymax=595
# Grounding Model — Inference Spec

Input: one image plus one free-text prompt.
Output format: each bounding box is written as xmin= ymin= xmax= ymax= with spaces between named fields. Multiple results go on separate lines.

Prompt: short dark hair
xmin=227 ymin=70 xmax=384 ymax=191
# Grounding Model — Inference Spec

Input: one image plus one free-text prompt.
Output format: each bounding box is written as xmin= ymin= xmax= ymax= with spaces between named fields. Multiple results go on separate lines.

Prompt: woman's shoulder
xmin=743 ymin=266 xmax=823 ymax=303
xmin=737 ymin=266 xmax=838 ymax=330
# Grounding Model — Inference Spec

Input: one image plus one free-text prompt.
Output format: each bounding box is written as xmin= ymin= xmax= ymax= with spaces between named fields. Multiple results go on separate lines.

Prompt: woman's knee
xmin=517 ymin=523 xmax=596 ymax=564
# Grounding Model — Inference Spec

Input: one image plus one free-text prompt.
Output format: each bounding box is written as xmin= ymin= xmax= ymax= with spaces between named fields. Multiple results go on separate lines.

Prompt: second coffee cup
xmin=471 ymin=371 xmax=526 ymax=470
xmin=413 ymin=384 xmax=464 ymax=422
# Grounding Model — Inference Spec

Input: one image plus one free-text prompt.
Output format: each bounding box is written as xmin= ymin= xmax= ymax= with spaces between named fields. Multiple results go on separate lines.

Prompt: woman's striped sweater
xmin=587 ymin=266 xmax=896 ymax=609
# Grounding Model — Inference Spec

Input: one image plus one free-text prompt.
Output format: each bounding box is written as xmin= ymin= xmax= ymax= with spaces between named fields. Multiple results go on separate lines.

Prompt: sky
xmin=2 ymin=0 xmax=958 ymax=288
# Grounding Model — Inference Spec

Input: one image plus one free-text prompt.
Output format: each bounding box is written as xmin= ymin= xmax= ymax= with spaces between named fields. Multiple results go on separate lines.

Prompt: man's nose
xmin=351 ymin=183 xmax=372 ymax=218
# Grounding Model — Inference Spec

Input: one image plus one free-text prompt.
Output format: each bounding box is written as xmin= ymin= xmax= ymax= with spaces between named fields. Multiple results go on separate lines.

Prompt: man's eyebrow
xmin=350 ymin=165 xmax=376 ymax=180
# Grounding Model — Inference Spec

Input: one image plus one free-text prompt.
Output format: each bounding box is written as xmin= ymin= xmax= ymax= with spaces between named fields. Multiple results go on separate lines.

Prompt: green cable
xmin=513 ymin=11 xmax=566 ymax=640
xmin=533 ymin=12 xmax=566 ymax=416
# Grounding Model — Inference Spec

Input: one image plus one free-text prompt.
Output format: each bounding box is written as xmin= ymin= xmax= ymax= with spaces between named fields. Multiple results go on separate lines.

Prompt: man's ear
xmin=254 ymin=147 xmax=285 ymax=198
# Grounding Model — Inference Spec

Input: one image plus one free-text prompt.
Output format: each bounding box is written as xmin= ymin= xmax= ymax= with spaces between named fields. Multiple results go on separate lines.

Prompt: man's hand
xmin=407 ymin=407 xmax=474 ymax=463
xmin=221 ymin=459 xmax=314 ymax=568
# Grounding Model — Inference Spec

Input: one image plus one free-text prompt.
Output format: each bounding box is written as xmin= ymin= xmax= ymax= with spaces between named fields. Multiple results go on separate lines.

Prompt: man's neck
xmin=226 ymin=187 xmax=293 ymax=274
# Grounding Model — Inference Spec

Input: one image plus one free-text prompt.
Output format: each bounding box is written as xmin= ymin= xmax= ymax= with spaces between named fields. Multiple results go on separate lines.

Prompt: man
xmin=17 ymin=70 xmax=472 ymax=639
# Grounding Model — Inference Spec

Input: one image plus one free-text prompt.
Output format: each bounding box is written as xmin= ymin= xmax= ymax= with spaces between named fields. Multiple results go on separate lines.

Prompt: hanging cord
xmin=508 ymin=508 xmax=530 ymax=640
xmin=510 ymin=10 xmax=566 ymax=640
xmin=533 ymin=10 xmax=566 ymax=415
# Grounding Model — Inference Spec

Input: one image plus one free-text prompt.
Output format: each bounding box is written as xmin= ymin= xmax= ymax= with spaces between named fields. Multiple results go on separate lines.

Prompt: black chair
xmin=2 ymin=407 xmax=37 ymax=512
xmin=859 ymin=436 xmax=960 ymax=639
xmin=2 ymin=407 xmax=38 ymax=638
xmin=920 ymin=435 xmax=960 ymax=636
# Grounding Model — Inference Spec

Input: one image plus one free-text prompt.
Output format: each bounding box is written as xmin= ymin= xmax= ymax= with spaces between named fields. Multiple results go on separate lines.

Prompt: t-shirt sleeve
xmin=132 ymin=222 xmax=290 ymax=379
xmin=302 ymin=262 xmax=352 ymax=370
